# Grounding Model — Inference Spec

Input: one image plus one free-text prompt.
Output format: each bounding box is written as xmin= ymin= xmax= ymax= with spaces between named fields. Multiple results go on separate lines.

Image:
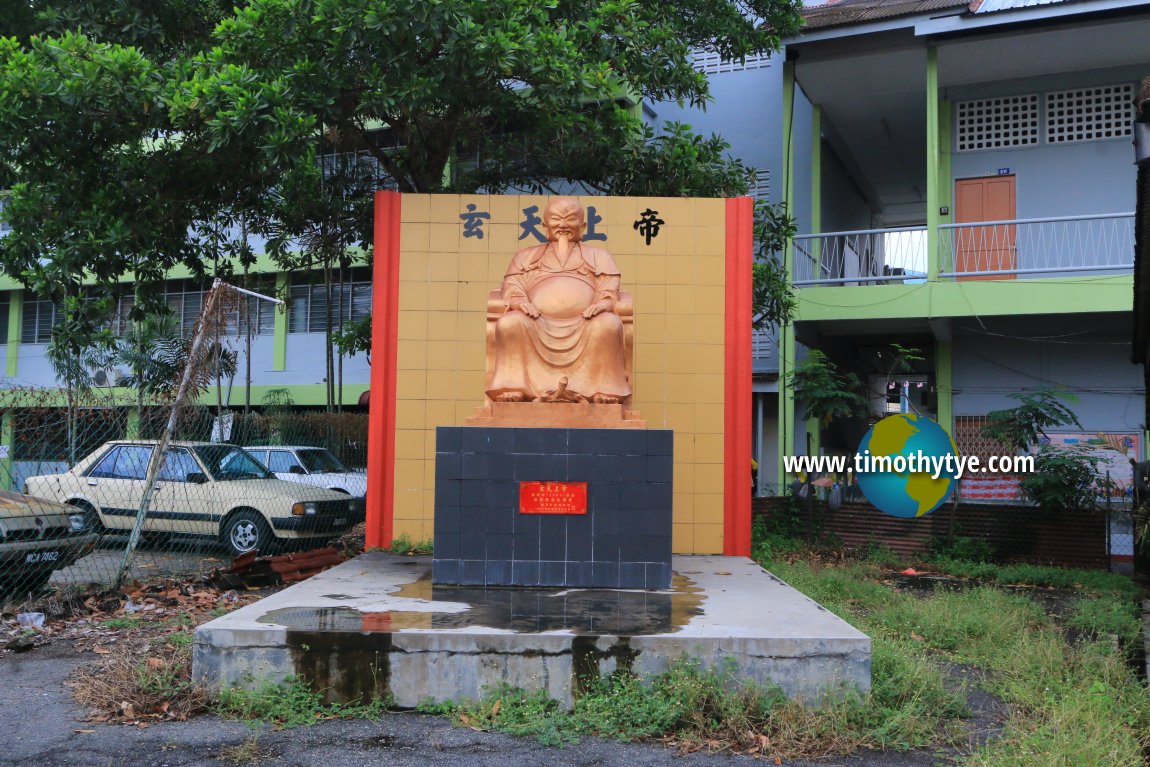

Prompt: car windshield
xmin=297 ymin=449 xmax=349 ymax=474
xmin=192 ymin=445 xmax=273 ymax=481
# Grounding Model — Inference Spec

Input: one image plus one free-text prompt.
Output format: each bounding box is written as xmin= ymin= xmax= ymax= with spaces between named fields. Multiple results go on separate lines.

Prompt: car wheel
xmin=67 ymin=500 xmax=106 ymax=536
xmin=222 ymin=510 xmax=275 ymax=557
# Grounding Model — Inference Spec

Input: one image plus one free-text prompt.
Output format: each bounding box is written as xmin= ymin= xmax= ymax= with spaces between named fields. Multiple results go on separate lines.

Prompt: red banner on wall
xmin=519 ymin=481 xmax=588 ymax=515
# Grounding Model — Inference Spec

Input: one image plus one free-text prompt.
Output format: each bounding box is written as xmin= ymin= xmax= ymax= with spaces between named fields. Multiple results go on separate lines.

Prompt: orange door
xmin=955 ymin=176 xmax=1016 ymax=280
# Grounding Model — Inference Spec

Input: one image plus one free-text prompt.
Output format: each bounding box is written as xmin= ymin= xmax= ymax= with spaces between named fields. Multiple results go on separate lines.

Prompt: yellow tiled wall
xmin=392 ymin=195 xmax=728 ymax=554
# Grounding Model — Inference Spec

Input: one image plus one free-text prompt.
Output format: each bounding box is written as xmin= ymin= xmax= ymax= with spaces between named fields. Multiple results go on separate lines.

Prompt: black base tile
xmin=458 ymin=532 xmax=486 ymax=558
xmin=590 ymin=562 xmax=620 ymax=588
xmin=616 ymin=430 xmax=647 ymax=456
xmin=435 ymin=452 xmax=462 ymax=480
xmin=539 ymin=534 xmax=566 ymax=560
xmin=645 ymin=562 xmax=672 ymax=589
xmin=432 ymin=558 xmax=460 ymax=584
xmin=485 ymin=560 xmax=511 ymax=585
xmin=436 ymin=427 xmax=464 ymax=454
xmin=511 ymin=560 xmax=540 ymax=586
xmin=564 ymin=561 xmax=590 ymax=586
xmin=434 ymin=533 xmax=460 ymax=559
xmin=460 ymin=560 xmax=486 ymax=585
xmin=619 ymin=562 xmax=646 ymax=589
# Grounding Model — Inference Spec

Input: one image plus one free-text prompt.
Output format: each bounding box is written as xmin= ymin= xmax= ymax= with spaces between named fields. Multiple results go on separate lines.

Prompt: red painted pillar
xmin=366 ymin=191 xmax=402 ymax=549
xmin=723 ymin=197 xmax=754 ymax=557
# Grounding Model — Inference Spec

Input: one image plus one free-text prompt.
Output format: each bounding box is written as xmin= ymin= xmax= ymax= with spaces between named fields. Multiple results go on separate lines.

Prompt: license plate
xmin=25 ymin=550 xmax=61 ymax=565
xmin=333 ymin=518 xmax=347 ymax=526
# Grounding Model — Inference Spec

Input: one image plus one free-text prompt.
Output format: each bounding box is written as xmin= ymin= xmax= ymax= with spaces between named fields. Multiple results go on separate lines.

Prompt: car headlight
xmin=69 ymin=513 xmax=87 ymax=532
xmin=292 ymin=501 xmax=318 ymax=516
xmin=346 ymin=498 xmax=363 ymax=514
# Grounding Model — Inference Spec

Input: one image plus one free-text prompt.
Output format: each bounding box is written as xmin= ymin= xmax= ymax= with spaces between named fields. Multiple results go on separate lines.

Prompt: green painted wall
xmin=795 ymin=275 xmax=1132 ymax=323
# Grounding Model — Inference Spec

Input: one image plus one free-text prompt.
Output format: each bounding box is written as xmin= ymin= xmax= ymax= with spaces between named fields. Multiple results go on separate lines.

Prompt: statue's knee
xmin=495 ymin=312 xmax=530 ymax=339
xmin=588 ymin=311 xmax=623 ymax=333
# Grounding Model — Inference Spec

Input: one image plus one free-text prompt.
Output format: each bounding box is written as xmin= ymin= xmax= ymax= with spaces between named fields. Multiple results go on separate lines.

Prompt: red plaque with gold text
xmin=519 ymin=481 xmax=588 ymax=515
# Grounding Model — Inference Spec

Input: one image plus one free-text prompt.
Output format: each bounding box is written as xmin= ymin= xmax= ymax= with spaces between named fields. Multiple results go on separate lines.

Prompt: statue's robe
xmin=487 ymin=242 xmax=631 ymax=402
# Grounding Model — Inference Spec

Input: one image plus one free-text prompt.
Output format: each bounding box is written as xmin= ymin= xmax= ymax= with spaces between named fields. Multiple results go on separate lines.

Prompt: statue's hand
xmin=582 ymin=301 xmax=610 ymax=319
xmin=514 ymin=301 xmax=540 ymax=318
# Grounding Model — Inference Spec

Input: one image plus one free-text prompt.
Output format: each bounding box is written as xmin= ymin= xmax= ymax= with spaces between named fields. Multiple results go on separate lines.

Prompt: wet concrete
xmin=193 ymin=552 xmax=871 ymax=708
xmin=260 ymin=574 xmax=703 ymax=635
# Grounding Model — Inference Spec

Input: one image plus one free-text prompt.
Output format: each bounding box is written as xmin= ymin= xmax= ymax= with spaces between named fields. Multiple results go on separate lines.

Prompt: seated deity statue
xmin=486 ymin=196 xmax=631 ymax=405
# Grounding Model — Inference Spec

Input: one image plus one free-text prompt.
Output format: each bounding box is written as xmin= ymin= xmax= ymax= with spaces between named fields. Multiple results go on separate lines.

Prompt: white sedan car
xmin=24 ymin=441 xmax=364 ymax=556
xmin=244 ymin=446 xmax=368 ymax=497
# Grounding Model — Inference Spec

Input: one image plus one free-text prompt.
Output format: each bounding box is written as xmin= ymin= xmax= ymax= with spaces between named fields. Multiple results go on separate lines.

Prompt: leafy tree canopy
xmin=0 ymin=0 xmax=803 ymax=340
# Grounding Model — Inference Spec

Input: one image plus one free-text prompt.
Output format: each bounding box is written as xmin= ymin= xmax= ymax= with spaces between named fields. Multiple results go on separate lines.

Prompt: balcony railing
xmin=938 ymin=212 xmax=1134 ymax=279
xmin=793 ymin=226 xmax=928 ymax=286
xmin=792 ymin=213 xmax=1133 ymax=287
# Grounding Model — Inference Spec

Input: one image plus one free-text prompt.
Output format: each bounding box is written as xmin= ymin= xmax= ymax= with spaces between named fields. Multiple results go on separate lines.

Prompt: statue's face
xmin=542 ymin=199 xmax=585 ymax=243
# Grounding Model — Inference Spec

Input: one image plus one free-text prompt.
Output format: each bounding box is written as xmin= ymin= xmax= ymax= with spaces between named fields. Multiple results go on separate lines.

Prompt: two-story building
xmin=774 ymin=0 xmax=1147 ymax=535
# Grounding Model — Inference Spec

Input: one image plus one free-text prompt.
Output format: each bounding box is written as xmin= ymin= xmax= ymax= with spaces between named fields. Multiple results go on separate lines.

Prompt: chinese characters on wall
xmin=458 ymin=202 xmax=664 ymax=245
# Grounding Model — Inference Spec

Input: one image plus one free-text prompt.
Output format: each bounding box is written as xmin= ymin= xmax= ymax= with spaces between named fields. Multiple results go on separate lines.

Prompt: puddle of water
xmin=259 ymin=574 xmax=704 ymax=636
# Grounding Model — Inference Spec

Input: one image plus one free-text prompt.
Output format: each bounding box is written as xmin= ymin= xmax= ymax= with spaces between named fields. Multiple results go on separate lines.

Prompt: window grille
xmin=953 ymin=416 xmax=1011 ymax=464
xmin=748 ymin=171 xmax=770 ymax=201
xmin=955 ymin=94 xmax=1040 ymax=152
xmin=288 ymin=268 xmax=373 ymax=334
xmin=21 ymin=298 xmax=61 ymax=344
xmin=1045 ymin=83 xmax=1134 ymax=144
xmin=0 ymin=194 xmax=10 ymax=234
xmin=690 ymin=50 xmax=772 ymax=75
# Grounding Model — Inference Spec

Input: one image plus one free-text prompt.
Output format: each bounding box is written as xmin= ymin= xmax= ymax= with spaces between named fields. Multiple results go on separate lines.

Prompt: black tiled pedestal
xmin=432 ymin=427 xmax=673 ymax=589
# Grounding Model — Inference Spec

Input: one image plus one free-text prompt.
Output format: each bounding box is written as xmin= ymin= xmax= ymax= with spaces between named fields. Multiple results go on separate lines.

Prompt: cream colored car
xmin=0 ymin=490 xmax=100 ymax=594
xmin=24 ymin=441 xmax=364 ymax=556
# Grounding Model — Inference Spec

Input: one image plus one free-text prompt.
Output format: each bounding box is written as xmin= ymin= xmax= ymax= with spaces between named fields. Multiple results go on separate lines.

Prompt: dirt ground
xmin=0 ymin=640 xmax=953 ymax=767
xmin=0 ymin=562 xmax=1018 ymax=767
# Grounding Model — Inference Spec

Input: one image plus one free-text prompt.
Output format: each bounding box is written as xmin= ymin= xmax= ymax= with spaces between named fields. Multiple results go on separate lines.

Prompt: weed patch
xmin=388 ymin=534 xmax=433 ymax=556
xmin=213 ymin=678 xmax=387 ymax=729
xmin=69 ymin=639 xmax=208 ymax=723
xmin=1067 ymin=594 xmax=1142 ymax=650
xmin=445 ymin=657 xmax=965 ymax=758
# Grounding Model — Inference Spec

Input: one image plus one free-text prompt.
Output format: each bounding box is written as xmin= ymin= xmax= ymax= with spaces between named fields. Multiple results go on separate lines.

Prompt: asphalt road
xmin=1 ymin=643 xmax=943 ymax=767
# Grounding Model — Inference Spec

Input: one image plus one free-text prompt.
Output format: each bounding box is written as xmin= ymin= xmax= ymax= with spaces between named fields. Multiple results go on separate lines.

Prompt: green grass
xmin=389 ymin=533 xmax=433 ymax=555
xmin=1066 ymin=594 xmax=1142 ymax=651
xmin=926 ymin=557 xmax=1140 ymax=598
xmin=752 ymin=533 xmax=1150 ymax=766
xmin=214 ymin=678 xmax=387 ymax=729
xmin=438 ymin=654 xmax=965 ymax=756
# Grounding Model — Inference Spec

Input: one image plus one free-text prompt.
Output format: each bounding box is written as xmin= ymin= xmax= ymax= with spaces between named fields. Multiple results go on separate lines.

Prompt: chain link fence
xmin=0 ymin=398 xmax=369 ymax=601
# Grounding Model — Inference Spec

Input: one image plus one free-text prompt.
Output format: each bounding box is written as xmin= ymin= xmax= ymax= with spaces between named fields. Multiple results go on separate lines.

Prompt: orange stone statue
xmin=486 ymin=197 xmax=632 ymax=405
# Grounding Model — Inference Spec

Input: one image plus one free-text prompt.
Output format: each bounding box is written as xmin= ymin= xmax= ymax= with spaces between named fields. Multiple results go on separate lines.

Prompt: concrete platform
xmin=193 ymin=551 xmax=870 ymax=708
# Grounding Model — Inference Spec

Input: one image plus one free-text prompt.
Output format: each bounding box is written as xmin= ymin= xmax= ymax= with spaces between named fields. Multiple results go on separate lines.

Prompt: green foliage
xmin=260 ymin=388 xmax=295 ymax=415
xmin=750 ymin=500 xmax=808 ymax=562
xmin=389 ymin=534 xmax=433 ymax=555
xmin=789 ymin=350 xmax=867 ymax=426
xmin=925 ymin=557 xmax=1140 ymax=599
xmin=214 ymin=677 xmax=387 ymax=729
xmin=979 ymin=390 xmax=1099 ymax=511
xmin=1020 ymin=444 xmax=1102 ymax=512
xmin=753 ymin=200 xmax=797 ymax=329
xmin=1067 ymin=595 xmax=1141 ymax=651
xmin=331 ymin=316 xmax=372 ymax=364
xmin=855 ymin=540 xmax=901 ymax=567
xmin=6 ymin=0 xmax=233 ymax=55
xmin=929 ymin=535 xmax=995 ymax=563
xmin=450 ymin=657 xmax=960 ymax=755
xmin=0 ymin=0 xmax=804 ymax=367
xmin=980 ymin=389 xmax=1082 ymax=453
